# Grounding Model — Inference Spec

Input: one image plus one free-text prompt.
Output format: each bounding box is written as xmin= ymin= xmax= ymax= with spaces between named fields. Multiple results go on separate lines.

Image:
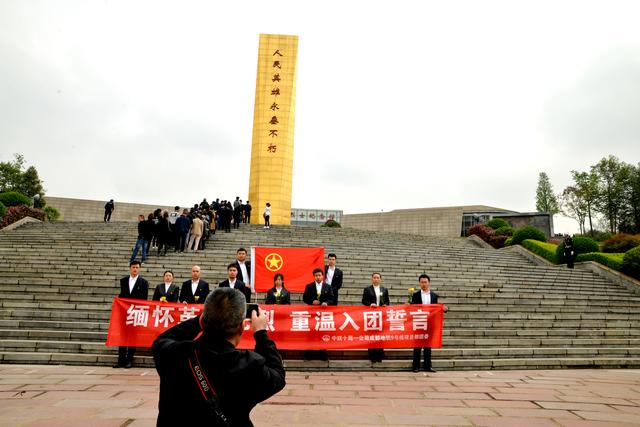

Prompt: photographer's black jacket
xmin=152 ymin=317 xmax=286 ymax=427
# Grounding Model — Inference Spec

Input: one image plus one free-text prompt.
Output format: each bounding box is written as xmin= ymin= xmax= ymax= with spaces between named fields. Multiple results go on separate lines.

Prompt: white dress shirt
xmin=373 ymin=285 xmax=381 ymax=306
xmin=326 ymin=267 xmax=335 ymax=285
xmin=164 ymin=283 xmax=172 ymax=294
xmin=128 ymin=276 xmax=138 ymax=294
xmin=315 ymin=281 xmax=323 ymax=295
xmin=421 ymin=291 xmax=431 ymax=305
xmin=191 ymin=280 xmax=199 ymax=295
xmin=238 ymin=262 xmax=250 ymax=285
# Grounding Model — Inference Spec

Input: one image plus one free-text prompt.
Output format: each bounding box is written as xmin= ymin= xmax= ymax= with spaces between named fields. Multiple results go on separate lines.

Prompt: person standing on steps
xmin=563 ymin=235 xmax=576 ymax=269
xmin=179 ymin=265 xmax=210 ymax=304
xmin=325 ymin=253 xmax=343 ymax=305
xmin=361 ymin=272 xmax=390 ymax=363
xmin=411 ymin=274 xmax=448 ymax=373
xmin=104 ymin=199 xmax=114 ymax=222
xmin=263 ymin=202 xmax=271 ymax=229
xmin=114 ymin=261 xmax=148 ymax=368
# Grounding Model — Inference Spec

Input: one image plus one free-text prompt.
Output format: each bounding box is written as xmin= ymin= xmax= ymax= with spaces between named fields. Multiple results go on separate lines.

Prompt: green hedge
xmin=321 ymin=219 xmax=341 ymax=228
xmin=521 ymin=239 xmax=559 ymax=263
xmin=576 ymin=252 xmax=624 ymax=271
xmin=0 ymin=201 xmax=6 ymax=218
xmin=487 ymin=218 xmax=509 ymax=230
xmin=43 ymin=206 xmax=60 ymax=222
xmin=494 ymin=226 xmax=514 ymax=236
xmin=0 ymin=191 xmax=31 ymax=207
xmin=622 ymin=246 xmax=640 ymax=280
xmin=510 ymin=226 xmax=547 ymax=246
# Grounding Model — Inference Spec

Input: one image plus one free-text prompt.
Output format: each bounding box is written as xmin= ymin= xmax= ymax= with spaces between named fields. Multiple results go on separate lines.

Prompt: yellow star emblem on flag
xmin=265 ymin=253 xmax=284 ymax=271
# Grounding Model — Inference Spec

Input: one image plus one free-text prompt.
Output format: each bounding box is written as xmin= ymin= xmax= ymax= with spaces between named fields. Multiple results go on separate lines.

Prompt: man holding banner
xmin=411 ymin=274 xmax=448 ymax=373
xmin=113 ymin=261 xmax=148 ymax=369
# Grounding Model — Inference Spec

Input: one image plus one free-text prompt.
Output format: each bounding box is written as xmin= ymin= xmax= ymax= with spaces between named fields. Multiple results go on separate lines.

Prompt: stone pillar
xmin=248 ymin=34 xmax=298 ymax=225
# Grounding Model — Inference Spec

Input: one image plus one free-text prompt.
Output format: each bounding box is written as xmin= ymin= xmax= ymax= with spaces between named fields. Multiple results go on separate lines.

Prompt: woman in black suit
xmin=152 ymin=270 xmax=180 ymax=302
xmin=265 ymin=273 xmax=290 ymax=304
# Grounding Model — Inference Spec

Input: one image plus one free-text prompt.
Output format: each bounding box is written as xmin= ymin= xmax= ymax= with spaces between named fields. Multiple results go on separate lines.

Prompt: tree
xmin=560 ymin=186 xmax=587 ymax=234
xmin=0 ymin=154 xmax=25 ymax=193
xmin=572 ymin=170 xmax=599 ymax=235
xmin=592 ymin=155 xmax=630 ymax=233
xmin=535 ymin=172 xmax=559 ymax=214
xmin=21 ymin=166 xmax=45 ymax=207
xmin=0 ymin=154 xmax=46 ymax=207
xmin=618 ymin=162 xmax=640 ymax=234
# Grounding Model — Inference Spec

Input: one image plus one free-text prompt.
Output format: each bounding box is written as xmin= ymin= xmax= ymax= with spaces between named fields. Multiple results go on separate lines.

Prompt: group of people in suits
xmin=114 ymin=249 xmax=446 ymax=372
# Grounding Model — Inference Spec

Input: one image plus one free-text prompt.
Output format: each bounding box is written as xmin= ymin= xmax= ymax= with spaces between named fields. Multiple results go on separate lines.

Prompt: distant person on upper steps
xmin=104 ymin=199 xmax=115 ymax=222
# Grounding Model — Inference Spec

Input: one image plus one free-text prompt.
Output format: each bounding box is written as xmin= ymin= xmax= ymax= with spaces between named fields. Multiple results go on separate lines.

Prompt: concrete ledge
xmin=502 ymin=244 xmax=555 ymax=266
xmin=576 ymin=260 xmax=640 ymax=296
xmin=0 ymin=216 xmax=42 ymax=232
xmin=466 ymin=235 xmax=493 ymax=249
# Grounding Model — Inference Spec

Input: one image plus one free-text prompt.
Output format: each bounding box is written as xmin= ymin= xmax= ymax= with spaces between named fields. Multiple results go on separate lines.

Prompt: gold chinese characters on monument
xmin=248 ymin=34 xmax=298 ymax=225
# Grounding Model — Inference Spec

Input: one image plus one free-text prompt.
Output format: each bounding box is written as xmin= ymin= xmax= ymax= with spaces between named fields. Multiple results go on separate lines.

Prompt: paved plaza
xmin=1 ymin=365 xmax=639 ymax=426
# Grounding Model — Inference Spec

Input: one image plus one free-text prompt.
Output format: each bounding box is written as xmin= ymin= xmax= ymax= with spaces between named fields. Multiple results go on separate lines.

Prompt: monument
xmin=248 ymin=34 xmax=299 ymax=225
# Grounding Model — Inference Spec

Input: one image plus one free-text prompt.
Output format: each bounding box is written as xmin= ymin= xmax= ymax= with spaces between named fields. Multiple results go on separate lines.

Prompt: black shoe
xmin=124 ymin=362 xmax=133 ymax=369
xmin=113 ymin=363 xmax=123 ymax=369
xmin=412 ymin=367 xmax=419 ymax=373
xmin=425 ymin=367 xmax=436 ymax=373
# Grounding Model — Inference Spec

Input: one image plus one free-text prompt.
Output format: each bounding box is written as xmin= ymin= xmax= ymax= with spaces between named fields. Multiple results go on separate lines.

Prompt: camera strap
xmin=188 ymin=348 xmax=219 ymax=401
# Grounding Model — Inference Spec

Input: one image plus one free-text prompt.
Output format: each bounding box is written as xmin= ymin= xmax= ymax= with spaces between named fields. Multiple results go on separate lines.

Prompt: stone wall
xmin=46 ymin=197 xmax=176 ymax=222
xmin=342 ymin=207 xmax=463 ymax=237
xmin=494 ymin=212 xmax=554 ymax=237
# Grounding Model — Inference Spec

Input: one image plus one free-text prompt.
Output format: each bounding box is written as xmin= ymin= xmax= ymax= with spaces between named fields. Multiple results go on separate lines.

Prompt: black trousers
xmin=118 ymin=346 xmax=136 ymax=364
xmin=412 ymin=347 xmax=431 ymax=370
xmin=368 ymin=348 xmax=385 ymax=362
xmin=104 ymin=211 xmax=112 ymax=221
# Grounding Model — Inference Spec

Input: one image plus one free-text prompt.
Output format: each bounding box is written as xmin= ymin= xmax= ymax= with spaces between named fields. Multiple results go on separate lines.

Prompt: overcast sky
xmin=1 ymin=0 xmax=639 ymax=233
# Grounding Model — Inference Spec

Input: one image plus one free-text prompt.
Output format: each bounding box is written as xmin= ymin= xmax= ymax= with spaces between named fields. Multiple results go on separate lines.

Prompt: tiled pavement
xmin=1 ymin=365 xmax=639 ymax=426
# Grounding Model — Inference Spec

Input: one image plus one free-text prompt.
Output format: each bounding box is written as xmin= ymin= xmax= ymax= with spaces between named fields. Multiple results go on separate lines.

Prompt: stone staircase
xmin=0 ymin=221 xmax=639 ymax=371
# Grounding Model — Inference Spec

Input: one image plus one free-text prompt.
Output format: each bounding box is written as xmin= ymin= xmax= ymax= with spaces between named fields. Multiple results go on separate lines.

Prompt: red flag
xmin=251 ymin=247 xmax=324 ymax=292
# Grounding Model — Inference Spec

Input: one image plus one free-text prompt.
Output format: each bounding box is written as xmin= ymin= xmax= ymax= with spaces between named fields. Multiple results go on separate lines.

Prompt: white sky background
xmin=1 ymin=1 xmax=639 ymax=234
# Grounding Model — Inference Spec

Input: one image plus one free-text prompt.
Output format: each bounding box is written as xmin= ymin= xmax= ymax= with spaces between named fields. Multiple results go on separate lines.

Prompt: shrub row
xmin=0 ymin=205 xmax=46 ymax=228
xmin=0 ymin=191 xmax=32 ymax=207
xmin=521 ymin=239 xmax=558 ymax=263
xmin=601 ymin=233 xmax=640 ymax=253
xmin=0 ymin=201 xmax=6 ymax=218
xmin=576 ymin=252 xmax=625 ymax=271
xmin=622 ymin=246 xmax=640 ymax=280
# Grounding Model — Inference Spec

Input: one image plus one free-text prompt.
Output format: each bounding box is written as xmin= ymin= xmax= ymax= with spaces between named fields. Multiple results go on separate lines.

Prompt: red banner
xmin=106 ymin=298 xmax=443 ymax=350
xmin=251 ymin=247 xmax=325 ymax=292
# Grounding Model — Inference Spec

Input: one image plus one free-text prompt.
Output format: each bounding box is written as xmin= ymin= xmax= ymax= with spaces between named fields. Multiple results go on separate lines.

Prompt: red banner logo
xmin=264 ymin=252 xmax=284 ymax=272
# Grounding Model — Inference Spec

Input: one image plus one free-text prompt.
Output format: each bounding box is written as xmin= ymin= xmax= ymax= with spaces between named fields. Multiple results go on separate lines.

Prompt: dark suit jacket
xmin=219 ymin=279 xmax=252 ymax=303
xmin=179 ymin=280 xmax=210 ymax=304
xmin=153 ymin=283 xmax=180 ymax=302
xmin=411 ymin=290 xmax=439 ymax=305
xmin=152 ymin=317 xmax=285 ymax=427
xmin=119 ymin=276 xmax=149 ymax=300
xmin=362 ymin=285 xmax=390 ymax=306
xmin=324 ymin=265 xmax=343 ymax=295
xmin=265 ymin=287 xmax=291 ymax=305
xmin=233 ymin=261 xmax=252 ymax=284
xmin=302 ymin=282 xmax=334 ymax=306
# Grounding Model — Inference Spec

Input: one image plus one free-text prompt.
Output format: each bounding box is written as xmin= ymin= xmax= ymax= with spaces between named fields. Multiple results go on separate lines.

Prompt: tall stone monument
xmin=248 ymin=34 xmax=298 ymax=225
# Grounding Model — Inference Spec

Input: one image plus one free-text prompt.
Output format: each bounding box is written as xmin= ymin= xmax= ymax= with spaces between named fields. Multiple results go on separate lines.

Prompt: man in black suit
xmin=362 ymin=272 xmax=390 ymax=363
xmin=152 ymin=287 xmax=285 ymax=426
xmin=411 ymin=274 xmax=448 ymax=373
xmin=179 ymin=265 xmax=210 ymax=304
xmin=114 ymin=260 xmax=149 ymax=368
xmin=232 ymin=247 xmax=252 ymax=293
xmin=219 ymin=263 xmax=252 ymax=303
xmin=152 ymin=270 xmax=180 ymax=302
xmin=302 ymin=268 xmax=334 ymax=361
xmin=324 ymin=253 xmax=343 ymax=305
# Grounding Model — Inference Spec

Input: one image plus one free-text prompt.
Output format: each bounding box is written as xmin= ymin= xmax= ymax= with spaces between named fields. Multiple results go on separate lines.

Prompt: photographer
xmin=152 ymin=288 xmax=286 ymax=426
